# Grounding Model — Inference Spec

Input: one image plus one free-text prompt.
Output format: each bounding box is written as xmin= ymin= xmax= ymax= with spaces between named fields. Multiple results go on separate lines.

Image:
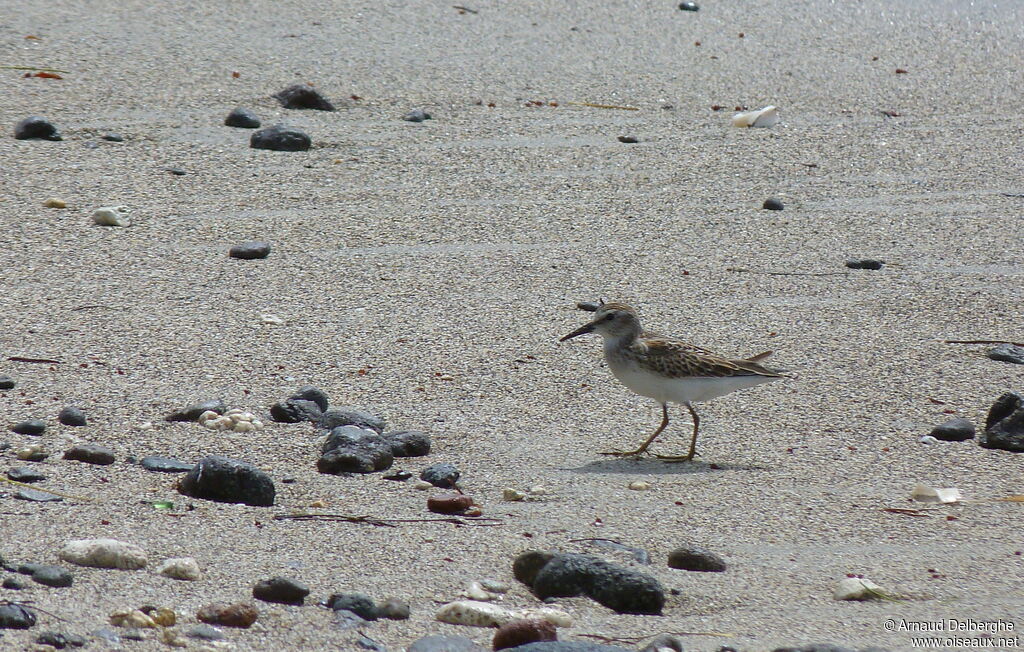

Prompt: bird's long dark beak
xmin=560 ymin=321 xmax=596 ymax=342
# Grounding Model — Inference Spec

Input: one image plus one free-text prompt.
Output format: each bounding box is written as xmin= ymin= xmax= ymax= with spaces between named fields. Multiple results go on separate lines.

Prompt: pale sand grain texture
xmin=2 ymin=1 xmax=1023 ymax=650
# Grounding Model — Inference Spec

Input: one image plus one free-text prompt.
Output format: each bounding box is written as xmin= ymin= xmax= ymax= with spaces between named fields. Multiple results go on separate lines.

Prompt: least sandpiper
xmin=560 ymin=301 xmax=786 ymax=461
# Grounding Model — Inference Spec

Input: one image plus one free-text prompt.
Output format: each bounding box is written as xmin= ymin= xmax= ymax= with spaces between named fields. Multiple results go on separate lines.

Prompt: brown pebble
xmin=493 ymin=619 xmax=557 ymax=650
xmin=427 ymin=493 xmax=474 ymax=514
xmin=196 ymin=602 xmax=258 ymax=628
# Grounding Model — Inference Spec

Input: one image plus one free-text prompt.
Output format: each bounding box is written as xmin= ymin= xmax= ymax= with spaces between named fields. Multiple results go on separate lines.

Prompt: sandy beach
xmin=2 ymin=1 xmax=1024 ymax=650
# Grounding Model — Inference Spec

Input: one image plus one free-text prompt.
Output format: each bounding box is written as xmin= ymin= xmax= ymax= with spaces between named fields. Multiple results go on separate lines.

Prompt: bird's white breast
xmin=606 ymin=356 xmax=778 ymax=404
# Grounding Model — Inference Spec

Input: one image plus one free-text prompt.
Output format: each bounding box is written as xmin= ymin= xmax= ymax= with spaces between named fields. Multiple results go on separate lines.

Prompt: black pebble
xmin=10 ymin=419 xmax=46 ymax=436
xmin=384 ymin=430 xmax=431 ymax=457
xmin=290 ymin=386 xmax=330 ymax=412
xmin=36 ymin=631 xmax=87 ymax=648
xmin=58 ymin=406 xmax=87 ymax=427
xmin=844 ymin=258 xmax=884 ymax=270
xmin=762 ymin=198 xmax=784 ymax=210
xmin=529 ymin=552 xmax=665 ymax=615
xmin=224 ymin=107 xmax=261 ymax=129
xmin=250 ymin=124 xmax=312 ymax=152
xmin=327 ymin=592 xmax=378 ymax=620
xmin=0 ymin=603 xmax=37 ymax=628
xmin=930 ymin=418 xmax=975 ymax=442
xmin=270 ymin=398 xmax=322 ymax=424
xmin=140 ymin=456 xmax=193 ymax=473
xmin=617 ymin=135 xmax=639 ymax=143
xmin=979 ymin=391 xmax=1024 ymax=452
xmin=318 ymin=426 xmax=394 ymax=474
xmin=0 ymin=375 xmax=15 ymax=390
xmin=7 ymin=467 xmax=47 ymax=483
xmin=31 ymin=565 xmax=73 ymax=588
xmin=178 ymin=455 xmax=276 ymax=506
xmin=667 ymin=545 xmax=728 ymax=572
xmin=273 ymin=84 xmax=336 ymax=111
xmin=3 ymin=577 xmax=25 ymax=590
xmin=63 ymin=444 xmax=115 ymax=465
xmin=166 ymin=167 xmax=187 ymax=176
xmin=987 ymin=343 xmax=1024 ymax=365
xmin=420 ymin=462 xmax=460 ymax=488
xmin=229 ymin=241 xmax=272 ymax=260
xmin=318 ymin=408 xmax=386 ymax=433
xmin=678 ymin=1 xmax=699 ymax=10
xmin=402 ymin=109 xmax=432 ymax=122
xmin=14 ymin=116 xmax=61 ymax=141
xmin=165 ymin=399 xmax=226 ymax=422
xmin=252 ymin=577 xmax=310 ymax=605
xmin=101 ymin=133 xmax=124 ymax=142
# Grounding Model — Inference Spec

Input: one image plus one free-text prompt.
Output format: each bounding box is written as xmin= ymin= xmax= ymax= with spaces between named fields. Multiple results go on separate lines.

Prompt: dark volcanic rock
xmin=31 ymin=565 xmax=73 ymax=588
xmin=14 ymin=116 xmax=61 ymax=141
xmin=988 ymin=343 xmax=1024 ymax=365
xmin=407 ymin=636 xmax=486 ymax=652
xmin=318 ymin=426 xmax=394 ymax=474
xmin=250 ymin=125 xmax=311 ymax=152
xmin=7 ymin=466 xmax=46 ymax=483
xmin=196 ymin=602 xmax=259 ymax=628
xmin=224 ymin=107 xmax=261 ymax=129
xmin=524 ymin=552 xmax=665 ymax=615
xmin=11 ymin=419 xmax=46 ymax=435
xmin=667 ymin=545 xmax=727 ymax=572
xmin=493 ymin=619 xmax=557 ymax=651
xmin=270 ymin=398 xmax=322 ymax=423
xmin=2 ymin=577 xmax=25 ymax=589
xmin=252 ymin=577 xmax=310 ymax=605
xmin=274 ymin=84 xmax=336 ymax=110
xmin=763 ymin=197 xmax=784 ymax=210
xmin=930 ymin=417 xmax=975 ymax=442
xmin=34 ymin=631 xmax=90 ymax=648
xmin=403 ymin=109 xmax=432 ymax=122
xmin=327 ymin=592 xmax=378 ymax=620
xmin=319 ymin=408 xmax=386 ymax=433
xmin=290 ymin=386 xmax=330 ymax=412
xmin=384 ymin=430 xmax=431 ymax=457
xmin=420 ymin=462 xmax=460 ymax=488
xmin=844 ymin=258 xmax=884 ymax=270
xmin=178 ymin=456 xmax=276 ymax=506
xmin=140 ymin=456 xmax=193 ymax=473
xmin=165 ymin=399 xmax=226 ymax=422
xmin=63 ymin=444 xmax=115 ymax=465
xmin=57 ymin=406 xmax=87 ymax=426
xmin=229 ymin=241 xmax=271 ymax=260
xmin=0 ymin=375 xmax=15 ymax=390
xmin=0 ymin=603 xmax=37 ymax=628
xmin=980 ymin=391 xmax=1024 ymax=452
xmin=513 ymin=551 xmax=556 ymax=586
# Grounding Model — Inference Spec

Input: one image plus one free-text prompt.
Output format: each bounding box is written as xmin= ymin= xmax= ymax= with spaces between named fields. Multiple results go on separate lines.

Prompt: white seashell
xmin=434 ymin=600 xmax=572 ymax=628
xmin=834 ymin=577 xmax=885 ymax=601
xmin=528 ymin=485 xmax=549 ymax=495
xmin=91 ymin=205 xmax=132 ymax=226
xmin=502 ymin=488 xmax=525 ymax=502
xmin=628 ymin=480 xmax=651 ymax=491
xmin=251 ymin=420 xmax=264 ymax=430
xmin=233 ymin=421 xmax=256 ymax=433
xmin=260 ymin=313 xmax=284 ymax=325
xmin=911 ymin=483 xmax=962 ymax=504
xmin=197 ymin=410 xmax=219 ymax=424
xmin=202 ymin=419 xmax=221 ymax=430
xmin=732 ymin=105 xmax=779 ymax=128
xmin=139 ymin=421 xmax=154 ymax=430
xmin=413 ymin=480 xmax=434 ymax=490
xmin=224 ymin=408 xmax=244 ymax=417
xmin=155 ymin=557 xmax=201 ymax=581
xmin=918 ymin=435 xmax=939 ymax=444
xmin=241 ymin=412 xmax=255 ymax=421
xmin=228 ymin=413 xmax=244 ymax=423
xmin=60 ymin=538 xmax=148 ymax=569
xmin=464 ymin=581 xmax=497 ymax=601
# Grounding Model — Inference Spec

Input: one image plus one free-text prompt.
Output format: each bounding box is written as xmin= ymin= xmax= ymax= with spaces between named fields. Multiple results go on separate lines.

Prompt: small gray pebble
xmin=250 ymin=124 xmax=312 ymax=152
xmin=0 ymin=375 xmax=15 ymax=390
xmin=140 ymin=456 xmax=193 ymax=473
xmin=7 ymin=467 xmax=47 ymax=483
xmin=101 ymin=133 xmax=124 ymax=142
xmin=617 ymin=135 xmax=639 ymax=143
xmin=15 ymin=488 xmax=62 ymax=502
xmin=327 ymin=592 xmax=378 ymax=620
xmin=224 ymin=107 xmax=261 ymax=129
xmin=667 ymin=545 xmax=727 ymax=572
xmin=274 ymin=84 xmax=336 ymax=111
xmin=58 ymin=406 xmax=87 ymax=426
xmin=31 ymin=565 xmax=73 ymax=588
xmin=36 ymin=631 xmax=88 ymax=648
xmin=165 ymin=399 xmax=226 ymax=422
xmin=319 ymin=408 xmax=386 ymax=433
xmin=930 ymin=418 xmax=975 ymax=442
xmin=3 ymin=577 xmax=26 ymax=590
xmin=640 ymin=634 xmax=684 ymax=652
xmin=252 ymin=576 xmax=310 ymax=604
xmin=0 ymin=603 xmax=37 ymax=628
xmin=290 ymin=386 xmax=330 ymax=412
xmin=166 ymin=167 xmax=187 ymax=176
xmin=186 ymin=624 xmax=225 ymax=640
xmin=402 ymin=109 xmax=432 ymax=122
xmin=844 ymin=258 xmax=884 ymax=270
xmin=987 ymin=343 xmax=1024 ymax=365
xmin=375 ymin=597 xmax=410 ymax=620
xmin=229 ymin=241 xmax=272 ymax=260
xmin=63 ymin=444 xmax=115 ymax=465
xmin=10 ymin=419 xmax=46 ymax=435
xmin=763 ymin=197 xmax=784 ymax=210
xmin=420 ymin=462 xmax=460 ymax=488
xmin=407 ymin=635 xmax=486 ymax=652
xmin=678 ymin=1 xmax=699 ymax=10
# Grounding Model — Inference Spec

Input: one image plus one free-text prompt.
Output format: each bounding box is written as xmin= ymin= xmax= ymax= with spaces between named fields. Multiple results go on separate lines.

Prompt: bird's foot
xmin=655 ymin=453 xmax=696 ymax=463
xmin=599 ymin=449 xmax=649 ymax=458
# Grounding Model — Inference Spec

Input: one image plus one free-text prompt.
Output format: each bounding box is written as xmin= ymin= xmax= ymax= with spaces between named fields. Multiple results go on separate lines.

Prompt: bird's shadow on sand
xmin=563 ymin=457 xmax=769 ymax=475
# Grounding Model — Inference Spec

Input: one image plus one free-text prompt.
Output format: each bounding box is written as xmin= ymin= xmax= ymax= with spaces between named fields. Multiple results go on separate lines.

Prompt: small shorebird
xmin=560 ymin=301 xmax=786 ymax=461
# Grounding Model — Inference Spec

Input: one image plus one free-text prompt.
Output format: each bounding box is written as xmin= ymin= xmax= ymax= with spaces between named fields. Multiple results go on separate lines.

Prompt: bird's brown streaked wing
xmin=632 ymin=337 xmax=784 ymax=379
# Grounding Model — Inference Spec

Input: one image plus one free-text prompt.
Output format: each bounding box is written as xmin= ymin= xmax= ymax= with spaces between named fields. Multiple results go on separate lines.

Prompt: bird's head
xmin=560 ymin=302 xmax=641 ymax=342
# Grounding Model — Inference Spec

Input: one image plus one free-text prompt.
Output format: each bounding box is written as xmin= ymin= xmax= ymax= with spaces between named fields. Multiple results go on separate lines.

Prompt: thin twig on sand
xmin=0 ymin=477 xmax=93 ymax=501
xmin=944 ymin=339 xmax=1024 ymax=347
xmin=726 ymin=267 xmax=847 ymax=277
xmin=272 ymin=513 xmax=503 ymax=527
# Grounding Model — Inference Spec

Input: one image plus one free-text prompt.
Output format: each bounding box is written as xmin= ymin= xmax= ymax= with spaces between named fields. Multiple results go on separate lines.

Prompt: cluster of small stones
xmin=198 ymin=408 xmax=264 ymax=432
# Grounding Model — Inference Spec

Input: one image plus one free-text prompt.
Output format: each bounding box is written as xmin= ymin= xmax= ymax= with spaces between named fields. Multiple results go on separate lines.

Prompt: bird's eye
xmin=604 ymin=313 xmax=615 ymax=321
